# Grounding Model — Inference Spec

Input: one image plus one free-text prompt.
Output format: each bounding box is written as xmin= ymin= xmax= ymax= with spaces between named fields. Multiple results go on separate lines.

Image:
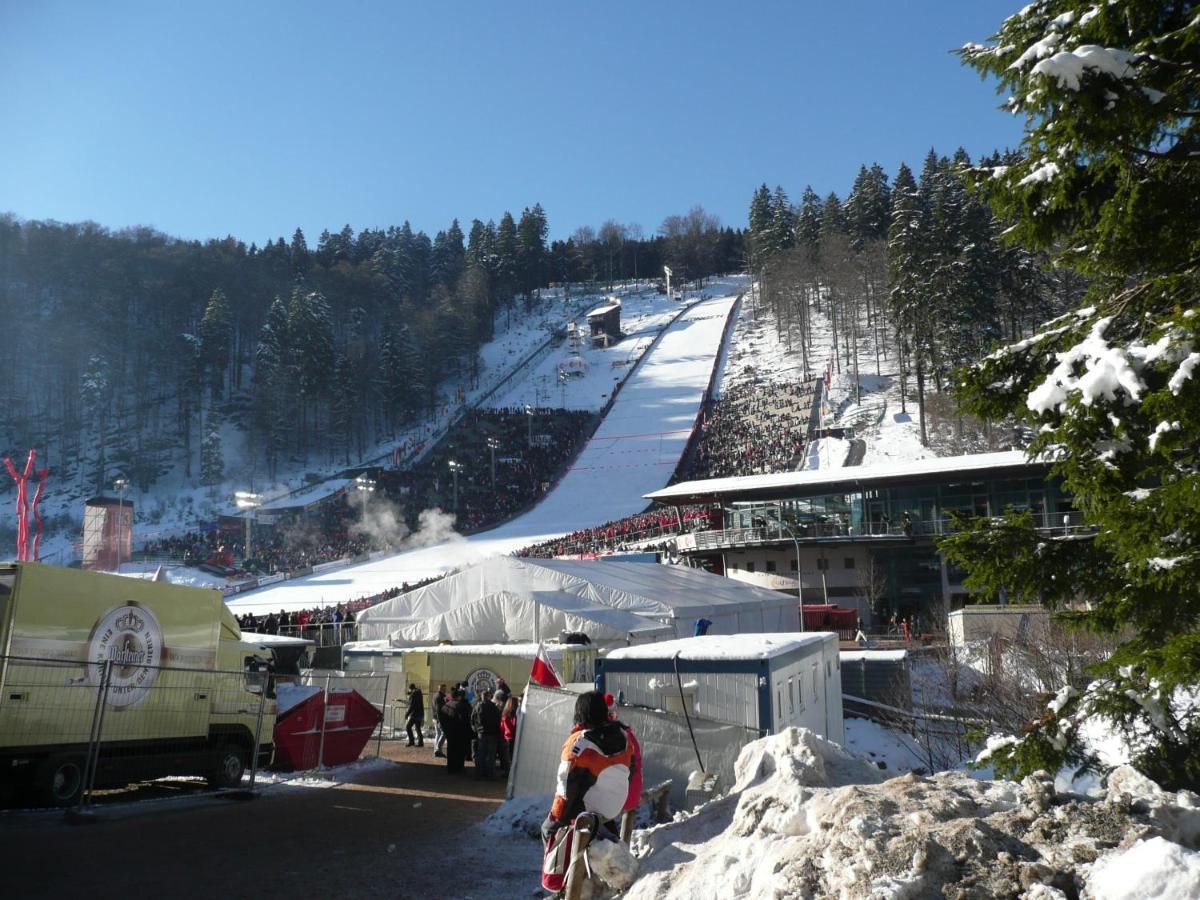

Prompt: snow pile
xmin=1088 ymin=837 xmax=1200 ymax=900
xmin=584 ymin=840 xmax=640 ymax=896
xmin=622 ymin=729 xmax=1200 ymax=899
xmin=482 ymin=792 xmax=639 ymax=899
xmin=481 ymin=792 xmax=553 ymax=839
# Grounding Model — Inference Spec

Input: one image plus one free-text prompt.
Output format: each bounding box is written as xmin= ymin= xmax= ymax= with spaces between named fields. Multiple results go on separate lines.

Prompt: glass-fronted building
xmin=645 ymin=451 xmax=1080 ymax=627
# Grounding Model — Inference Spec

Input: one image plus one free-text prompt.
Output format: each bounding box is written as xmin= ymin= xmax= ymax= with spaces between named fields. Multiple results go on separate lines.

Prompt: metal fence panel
xmin=295 ymin=670 xmax=393 ymax=765
xmin=0 ymin=654 xmax=269 ymax=812
xmin=508 ymin=684 xmax=758 ymax=809
xmin=508 ymin=684 xmax=579 ymax=800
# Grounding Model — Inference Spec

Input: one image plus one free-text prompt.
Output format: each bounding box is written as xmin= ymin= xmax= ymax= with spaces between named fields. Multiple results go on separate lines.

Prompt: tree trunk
xmin=916 ymin=357 xmax=929 ymax=447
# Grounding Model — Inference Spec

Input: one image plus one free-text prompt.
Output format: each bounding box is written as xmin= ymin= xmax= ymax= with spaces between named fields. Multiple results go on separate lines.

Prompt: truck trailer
xmin=0 ymin=562 xmax=277 ymax=806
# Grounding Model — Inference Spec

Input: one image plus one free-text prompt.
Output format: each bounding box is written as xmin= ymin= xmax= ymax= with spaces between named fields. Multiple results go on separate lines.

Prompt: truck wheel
xmin=38 ymin=755 xmax=86 ymax=807
xmin=208 ymin=744 xmax=247 ymax=789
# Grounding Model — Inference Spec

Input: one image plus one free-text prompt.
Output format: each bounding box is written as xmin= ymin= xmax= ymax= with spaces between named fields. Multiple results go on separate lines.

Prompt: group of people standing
xmin=405 ymin=679 xmax=519 ymax=779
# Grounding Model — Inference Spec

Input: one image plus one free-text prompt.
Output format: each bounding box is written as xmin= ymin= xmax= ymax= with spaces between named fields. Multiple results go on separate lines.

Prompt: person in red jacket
xmin=541 ymin=691 xmax=632 ymax=842
xmin=499 ymin=695 xmax=518 ymax=775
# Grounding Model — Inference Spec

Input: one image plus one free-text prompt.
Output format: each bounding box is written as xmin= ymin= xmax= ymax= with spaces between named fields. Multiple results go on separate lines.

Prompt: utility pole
xmin=487 ymin=438 xmax=499 ymax=490
xmin=113 ymin=476 xmax=129 ymax=572
xmin=448 ymin=460 xmax=462 ymax=512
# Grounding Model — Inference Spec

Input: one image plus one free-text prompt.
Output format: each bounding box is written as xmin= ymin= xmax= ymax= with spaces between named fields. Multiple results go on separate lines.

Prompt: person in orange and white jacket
xmin=541 ymin=691 xmax=633 ymax=841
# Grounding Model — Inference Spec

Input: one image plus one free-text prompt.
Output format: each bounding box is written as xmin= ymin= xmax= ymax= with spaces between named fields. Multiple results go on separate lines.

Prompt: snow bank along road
xmin=230 ymin=292 xmax=740 ymax=614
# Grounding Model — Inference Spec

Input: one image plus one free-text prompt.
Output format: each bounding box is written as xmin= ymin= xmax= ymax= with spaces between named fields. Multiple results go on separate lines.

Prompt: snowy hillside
xmin=21 ymin=280 xmax=714 ymax=566
xmin=228 ymin=285 xmax=742 ymax=613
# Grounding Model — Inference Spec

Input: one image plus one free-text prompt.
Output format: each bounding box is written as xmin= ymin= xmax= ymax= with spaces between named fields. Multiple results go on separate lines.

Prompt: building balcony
xmin=675 ymin=511 xmax=1094 ymax=553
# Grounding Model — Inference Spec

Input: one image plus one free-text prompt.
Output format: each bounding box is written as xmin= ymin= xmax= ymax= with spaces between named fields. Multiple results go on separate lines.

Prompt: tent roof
xmin=392 ymin=589 xmax=672 ymax=646
xmin=526 ymin=558 xmax=796 ymax=616
xmin=403 ymin=642 xmax=568 ymax=659
xmin=355 ymin=556 xmax=795 ymax=645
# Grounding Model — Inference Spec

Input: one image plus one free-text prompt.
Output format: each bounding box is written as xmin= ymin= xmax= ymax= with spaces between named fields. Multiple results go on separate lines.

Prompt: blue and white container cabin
xmin=597 ymin=632 xmax=844 ymax=744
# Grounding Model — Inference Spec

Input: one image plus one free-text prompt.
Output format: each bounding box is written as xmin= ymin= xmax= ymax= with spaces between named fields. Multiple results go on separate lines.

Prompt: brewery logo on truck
xmin=86 ymin=602 xmax=164 ymax=708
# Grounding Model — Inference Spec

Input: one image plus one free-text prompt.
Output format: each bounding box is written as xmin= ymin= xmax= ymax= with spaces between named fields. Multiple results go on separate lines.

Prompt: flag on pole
xmin=529 ymin=642 xmax=562 ymax=688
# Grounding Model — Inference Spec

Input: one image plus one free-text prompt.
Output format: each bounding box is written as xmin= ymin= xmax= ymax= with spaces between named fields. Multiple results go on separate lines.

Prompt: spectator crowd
xmin=381 ymin=407 xmax=593 ymax=534
xmin=232 ymin=576 xmax=444 ymax=644
xmin=516 ymin=505 xmax=718 ymax=559
xmin=689 ymin=373 xmax=816 ymax=478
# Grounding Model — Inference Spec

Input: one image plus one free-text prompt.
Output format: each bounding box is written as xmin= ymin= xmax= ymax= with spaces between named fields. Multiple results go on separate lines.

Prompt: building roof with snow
xmin=584 ymin=298 xmax=621 ymax=319
xmin=606 ymin=632 xmax=830 ymax=662
xmin=644 ymin=450 xmax=1050 ymax=505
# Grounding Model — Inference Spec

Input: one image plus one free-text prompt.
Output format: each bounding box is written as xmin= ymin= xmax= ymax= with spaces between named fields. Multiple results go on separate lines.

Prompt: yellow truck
xmin=0 ymin=562 xmax=277 ymax=806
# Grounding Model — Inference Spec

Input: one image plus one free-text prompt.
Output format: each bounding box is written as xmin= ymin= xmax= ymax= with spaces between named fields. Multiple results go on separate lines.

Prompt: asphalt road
xmin=0 ymin=743 xmax=527 ymax=900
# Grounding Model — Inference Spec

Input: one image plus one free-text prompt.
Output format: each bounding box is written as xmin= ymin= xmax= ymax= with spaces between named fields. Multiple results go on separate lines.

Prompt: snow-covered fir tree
xmin=950 ymin=0 xmax=1200 ymax=790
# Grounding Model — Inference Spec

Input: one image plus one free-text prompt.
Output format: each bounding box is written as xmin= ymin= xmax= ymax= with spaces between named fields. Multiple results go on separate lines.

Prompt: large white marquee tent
xmin=350 ymin=556 xmax=800 ymax=648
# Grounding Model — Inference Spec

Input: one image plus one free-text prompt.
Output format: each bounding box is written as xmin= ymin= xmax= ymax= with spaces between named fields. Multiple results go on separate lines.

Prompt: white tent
xmin=352 ymin=556 xmax=799 ymax=647
xmin=390 ymin=590 xmax=674 ymax=646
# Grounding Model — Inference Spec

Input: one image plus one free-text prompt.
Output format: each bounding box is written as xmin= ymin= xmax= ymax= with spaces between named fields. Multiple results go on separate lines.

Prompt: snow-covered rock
xmin=622 ymin=728 xmax=1200 ymax=899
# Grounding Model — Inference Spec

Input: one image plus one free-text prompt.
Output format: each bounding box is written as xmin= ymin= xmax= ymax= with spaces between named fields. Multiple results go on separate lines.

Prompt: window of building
xmin=789 ymin=558 xmax=798 ymax=571
xmin=817 ymin=558 xmax=829 ymax=571
xmin=766 ymin=560 xmax=777 ymax=573
xmin=844 ymin=557 xmax=856 ymax=569
xmin=788 ymin=678 xmax=795 ymax=714
xmin=747 ymin=561 xmax=756 ymax=573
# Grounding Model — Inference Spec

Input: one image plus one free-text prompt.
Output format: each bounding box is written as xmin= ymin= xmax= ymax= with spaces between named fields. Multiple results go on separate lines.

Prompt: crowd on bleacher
xmin=382 ymin=407 xmax=593 ymax=534
xmin=235 ymin=603 xmax=363 ymax=641
xmin=233 ymin=576 xmax=444 ymax=643
xmin=515 ymin=505 xmax=718 ymax=559
xmin=689 ymin=374 xmax=815 ymax=478
xmin=140 ymin=502 xmax=385 ymax=577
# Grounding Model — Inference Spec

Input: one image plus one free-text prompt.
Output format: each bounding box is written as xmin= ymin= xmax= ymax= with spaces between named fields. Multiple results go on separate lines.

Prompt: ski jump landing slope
xmin=229 ymin=293 xmax=739 ymax=614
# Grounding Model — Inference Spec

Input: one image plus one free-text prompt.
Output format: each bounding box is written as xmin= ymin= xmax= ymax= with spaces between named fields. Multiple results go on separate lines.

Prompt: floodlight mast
xmin=235 ymin=490 xmax=262 ymax=560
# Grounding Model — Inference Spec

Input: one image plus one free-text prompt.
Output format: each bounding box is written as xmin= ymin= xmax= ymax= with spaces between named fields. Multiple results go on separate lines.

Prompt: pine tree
xmin=255 ymin=297 xmax=291 ymax=477
xmin=286 ymin=289 xmax=335 ymax=458
xmin=846 ymin=163 xmax=892 ymax=243
xmin=495 ymin=212 xmax=519 ymax=309
xmin=516 ymin=204 xmax=549 ymax=303
xmin=290 ymin=228 xmax=311 ymax=275
xmin=747 ymin=184 xmax=774 ymax=266
xmin=330 ymin=353 xmax=355 ymax=465
xmin=795 ymin=186 xmax=823 ymax=256
xmin=769 ymin=186 xmax=795 ymax=257
xmin=887 ymin=162 xmax=930 ymax=434
xmin=200 ymin=411 xmax=224 ymax=493
xmin=819 ymin=192 xmax=846 ymax=241
xmin=199 ymin=288 xmax=233 ymax=400
xmin=948 ymin=1 xmax=1200 ymax=789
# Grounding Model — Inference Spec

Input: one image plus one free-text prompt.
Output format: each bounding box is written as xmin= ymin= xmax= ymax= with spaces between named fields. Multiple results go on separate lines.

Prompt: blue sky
xmin=0 ymin=1 xmax=1024 ymax=245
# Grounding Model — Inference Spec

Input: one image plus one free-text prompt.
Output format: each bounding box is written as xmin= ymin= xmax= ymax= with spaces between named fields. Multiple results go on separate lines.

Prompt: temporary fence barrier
xmin=0 ymin=653 xmax=271 ymax=817
xmin=291 ymin=670 xmax=394 ymax=767
xmin=508 ymin=683 xmax=758 ymax=810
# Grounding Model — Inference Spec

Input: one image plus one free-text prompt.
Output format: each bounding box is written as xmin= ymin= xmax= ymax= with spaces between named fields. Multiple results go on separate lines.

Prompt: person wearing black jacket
xmin=431 ymin=684 xmax=448 ymax=758
xmin=471 ymin=690 xmax=502 ymax=779
xmin=439 ymin=688 xmax=472 ymax=773
xmin=405 ymin=684 xmax=425 ymax=747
